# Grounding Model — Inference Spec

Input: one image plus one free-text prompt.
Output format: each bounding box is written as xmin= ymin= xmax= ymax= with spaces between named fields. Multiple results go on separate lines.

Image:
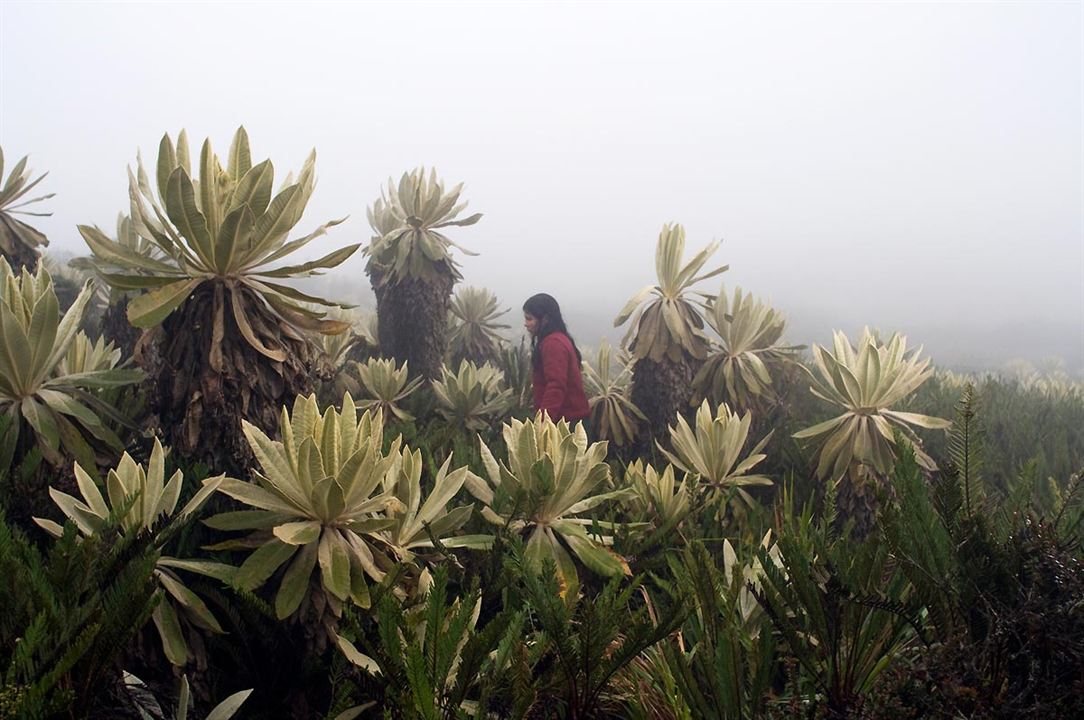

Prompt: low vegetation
xmin=0 ymin=136 xmax=1080 ymax=719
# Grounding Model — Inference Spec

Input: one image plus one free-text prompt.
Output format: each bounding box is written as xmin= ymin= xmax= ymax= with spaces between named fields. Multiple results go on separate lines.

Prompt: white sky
xmin=1 ymin=1 xmax=1081 ymax=368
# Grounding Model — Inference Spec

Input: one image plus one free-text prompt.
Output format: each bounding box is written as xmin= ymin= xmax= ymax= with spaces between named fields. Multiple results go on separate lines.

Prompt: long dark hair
xmin=523 ymin=293 xmax=582 ymax=369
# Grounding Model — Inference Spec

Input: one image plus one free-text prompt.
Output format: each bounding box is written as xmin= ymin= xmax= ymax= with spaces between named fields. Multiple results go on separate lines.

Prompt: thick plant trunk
xmin=1 ymin=242 xmax=39 ymax=275
xmin=834 ymin=464 xmax=893 ymax=539
xmin=630 ymin=354 xmax=701 ymax=449
xmin=135 ymin=282 xmax=322 ymax=476
xmin=101 ymin=297 xmax=142 ymax=359
xmin=370 ymin=268 xmax=453 ymax=380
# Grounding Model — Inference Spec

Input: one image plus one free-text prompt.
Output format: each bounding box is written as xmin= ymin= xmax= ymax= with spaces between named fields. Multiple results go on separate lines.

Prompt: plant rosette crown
xmin=34 ymin=439 xmax=229 ymax=666
xmin=76 ymin=127 xmax=359 ymax=362
xmin=206 ymin=394 xmax=408 ymax=619
xmin=659 ymin=400 xmax=773 ymax=509
xmin=614 ymin=223 xmax=727 ymax=364
xmin=465 ymin=413 xmax=633 ymax=595
xmin=0 ymin=258 xmax=142 ymax=470
xmin=793 ymin=328 xmax=951 ymax=481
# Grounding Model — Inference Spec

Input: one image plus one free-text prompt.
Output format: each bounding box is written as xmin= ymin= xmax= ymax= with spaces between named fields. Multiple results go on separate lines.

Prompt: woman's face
xmin=524 ymin=312 xmax=541 ymax=336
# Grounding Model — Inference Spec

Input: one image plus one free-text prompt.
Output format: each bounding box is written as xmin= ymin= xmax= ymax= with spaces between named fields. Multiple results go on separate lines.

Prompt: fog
xmin=2 ymin=1 xmax=1081 ymax=370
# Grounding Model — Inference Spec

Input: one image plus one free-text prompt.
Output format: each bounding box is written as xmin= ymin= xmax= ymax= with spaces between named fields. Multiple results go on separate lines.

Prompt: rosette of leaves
xmin=582 ymin=340 xmax=646 ymax=447
xmin=70 ymin=214 xmax=164 ymax=354
xmin=352 ymin=357 xmax=423 ymax=423
xmin=77 ymin=127 xmax=358 ymax=473
xmin=56 ymin=333 xmax=121 ymax=376
xmin=694 ymin=285 xmax=803 ymax=412
xmin=316 ymin=309 xmax=380 ymax=404
xmin=206 ymin=394 xmax=403 ymax=619
xmin=431 ymin=360 xmax=514 ymax=431
xmin=33 ymin=439 xmax=228 ymax=667
xmin=614 ymin=223 xmax=728 ymax=440
xmin=465 ymin=413 xmax=632 ymax=594
xmin=447 ymin=286 xmax=509 ymax=365
xmin=365 ymin=168 xmax=482 ymax=380
xmin=622 ymin=460 xmax=692 ymax=529
xmin=793 ymin=328 xmax=951 ymax=481
xmin=366 ymin=168 xmax=481 ymax=284
xmin=54 ymin=332 xmax=145 ymax=450
xmin=496 ymin=339 xmax=533 ymax=414
xmin=381 ymin=445 xmax=490 ymax=562
xmin=659 ymin=400 xmax=772 ymax=508
xmin=0 ymin=258 xmax=141 ymax=471
xmin=0 ymin=147 xmax=54 ymax=271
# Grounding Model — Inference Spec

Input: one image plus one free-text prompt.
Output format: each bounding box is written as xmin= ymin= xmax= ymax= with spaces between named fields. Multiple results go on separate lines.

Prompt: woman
xmin=522 ymin=293 xmax=591 ymax=425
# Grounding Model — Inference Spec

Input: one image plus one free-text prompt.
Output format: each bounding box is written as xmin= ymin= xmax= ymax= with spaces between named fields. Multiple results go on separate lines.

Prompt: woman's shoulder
xmin=540 ymin=332 xmax=573 ymax=351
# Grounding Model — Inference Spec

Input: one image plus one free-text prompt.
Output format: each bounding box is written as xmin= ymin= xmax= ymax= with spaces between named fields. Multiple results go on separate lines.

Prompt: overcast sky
xmin=1 ymin=1 xmax=1081 ymax=369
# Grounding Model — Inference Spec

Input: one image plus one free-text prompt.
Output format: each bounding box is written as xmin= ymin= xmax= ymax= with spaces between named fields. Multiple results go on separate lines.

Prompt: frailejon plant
xmin=694 ymin=285 xmax=803 ymax=412
xmin=207 ymin=394 xmax=404 ymax=621
xmin=431 ymin=360 xmax=514 ymax=432
xmin=34 ymin=439 xmax=228 ymax=666
xmin=70 ymin=213 xmax=165 ymax=355
xmin=793 ymin=328 xmax=950 ymax=481
xmin=582 ymin=340 xmax=646 ymax=448
xmin=622 ymin=460 xmax=692 ymax=530
xmin=0 ymin=147 xmax=53 ymax=272
xmin=614 ymin=223 xmax=727 ymax=439
xmin=365 ymin=168 xmax=482 ymax=379
xmin=0 ymin=258 xmax=141 ymax=471
xmin=353 ymin=357 xmax=424 ymax=423
xmin=78 ymin=127 xmax=358 ymax=472
xmin=380 ymin=444 xmax=490 ymax=561
xmin=447 ymin=285 xmax=510 ymax=366
xmin=659 ymin=400 xmax=772 ymax=509
xmin=465 ymin=413 xmax=632 ymax=594
xmin=495 ymin=339 xmax=533 ymax=414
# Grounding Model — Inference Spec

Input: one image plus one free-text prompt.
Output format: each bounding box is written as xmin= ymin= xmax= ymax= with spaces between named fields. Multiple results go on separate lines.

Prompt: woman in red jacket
xmin=522 ymin=293 xmax=591 ymax=426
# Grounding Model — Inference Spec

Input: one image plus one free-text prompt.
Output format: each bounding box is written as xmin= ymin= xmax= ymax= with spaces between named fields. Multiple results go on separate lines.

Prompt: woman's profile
xmin=522 ymin=293 xmax=591 ymax=428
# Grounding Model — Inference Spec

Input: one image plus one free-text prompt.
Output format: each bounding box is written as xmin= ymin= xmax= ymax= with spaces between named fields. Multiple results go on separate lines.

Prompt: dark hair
xmin=523 ymin=293 xmax=582 ymax=369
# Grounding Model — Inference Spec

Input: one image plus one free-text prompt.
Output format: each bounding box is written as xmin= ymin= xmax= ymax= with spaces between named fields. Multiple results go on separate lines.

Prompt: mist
xmin=2 ymin=1 xmax=1080 ymax=371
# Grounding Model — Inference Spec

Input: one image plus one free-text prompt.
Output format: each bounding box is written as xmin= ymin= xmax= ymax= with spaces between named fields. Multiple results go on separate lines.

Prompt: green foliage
xmin=338 ymin=566 xmax=522 ymax=719
xmin=751 ymin=488 xmax=920 ymax=717
xmin=353 ymin=357 xmax=425 ymax=423
xmin=0 ymin=510 xmax=159 ymax=716
xmin=506 ymin=550 xmax=685 ymax=719
xmin=659 ymin=400 xmax=773 ymax=509
xmin=877 ymin=393 xmax=1084 ymax=718
xmin=660 ymin=542 xmax=778 ymax=719
xmin=207 ymin=394 xmax=403 ymax=620
xmin=33 ymin=440 xmax=228 ymax=667
xmin=494 ymin=339 xmax=533 ymax=416
xmin=907 ymin=369 xmax=1084 ymax=497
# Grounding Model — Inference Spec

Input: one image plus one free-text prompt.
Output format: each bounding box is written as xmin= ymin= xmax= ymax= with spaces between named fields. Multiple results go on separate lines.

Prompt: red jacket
xmin=532 ymin=332 xmax=591 ymax=421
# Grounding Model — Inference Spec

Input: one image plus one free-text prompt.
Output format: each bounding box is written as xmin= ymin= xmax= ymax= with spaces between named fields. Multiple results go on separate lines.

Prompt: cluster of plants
xmin=1 ymin=133 xmax=1081 ymax=719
